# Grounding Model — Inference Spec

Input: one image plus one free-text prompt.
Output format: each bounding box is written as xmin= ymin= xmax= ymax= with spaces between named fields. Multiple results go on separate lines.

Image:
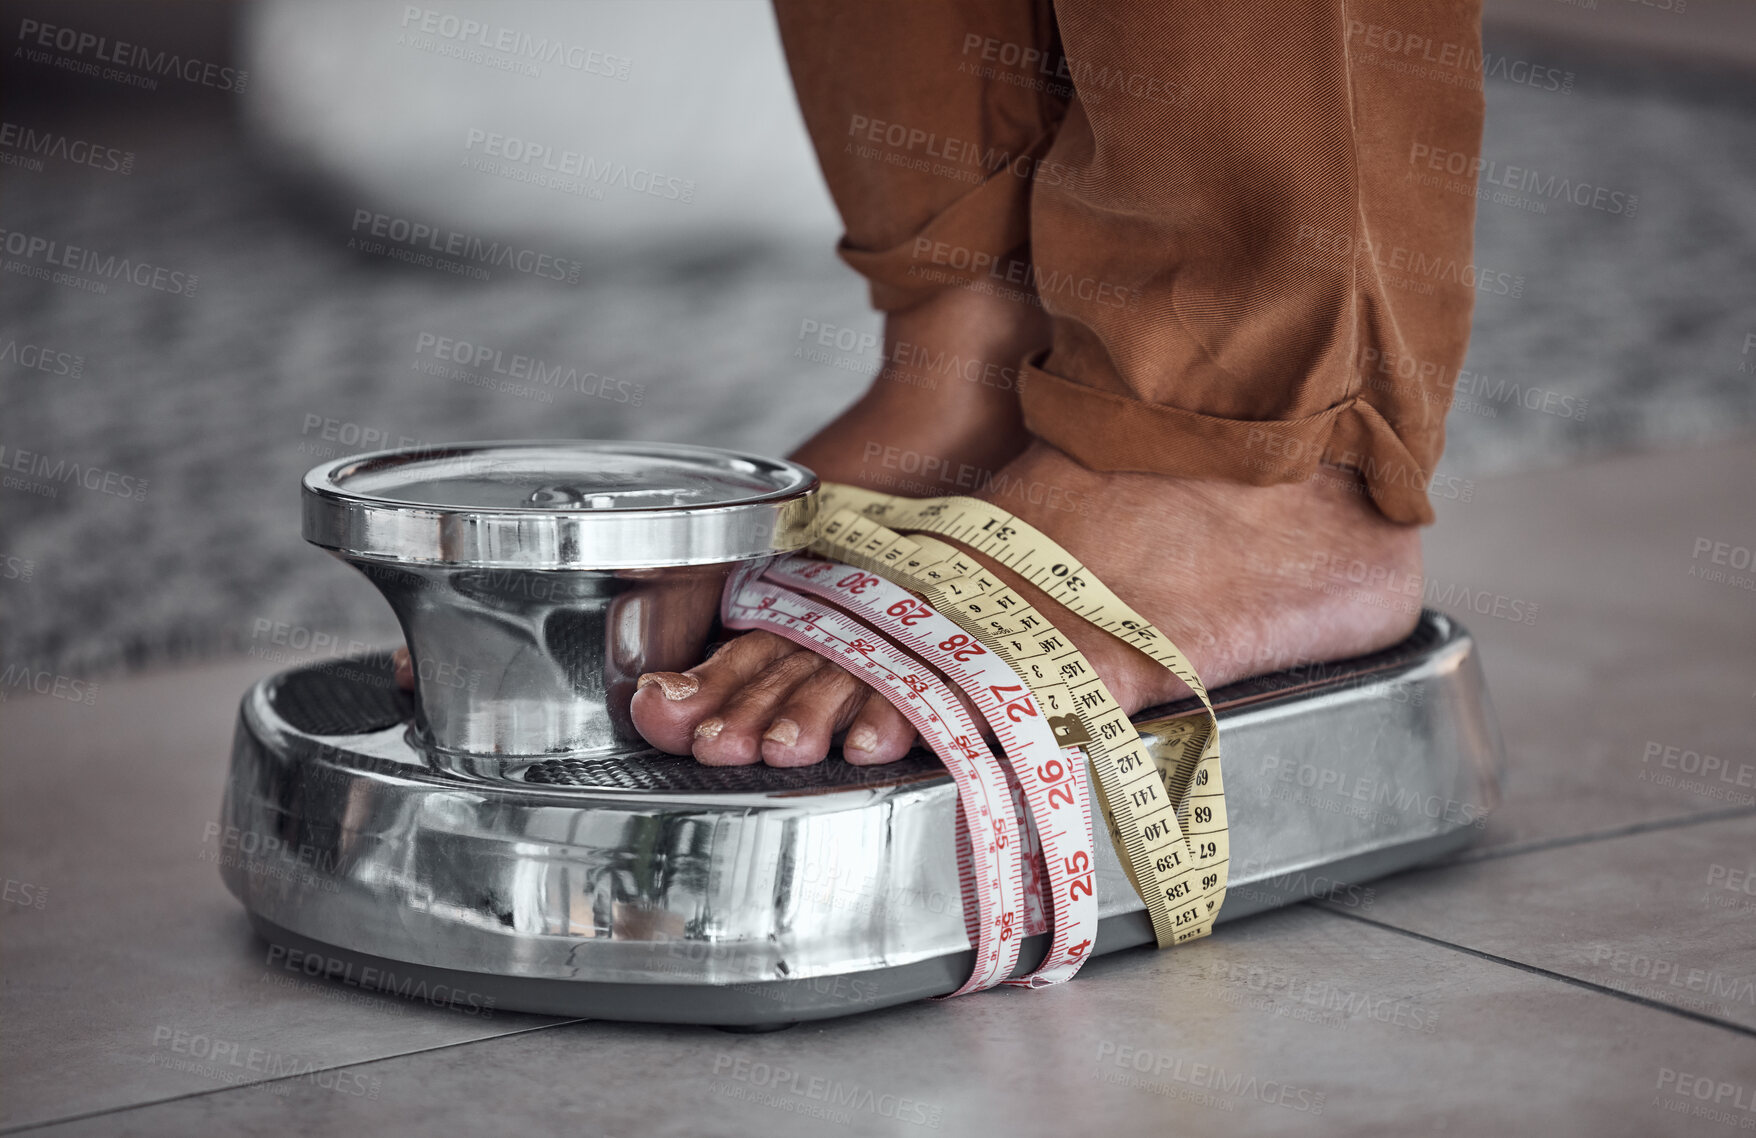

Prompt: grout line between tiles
xmin=1316 ymin=905 xmax=1756 ymax=1040
xmin=1446 ymin=804 xmax=1756 ymax=866
xmin=0 ymin=1020 xmax=589 ymax=1137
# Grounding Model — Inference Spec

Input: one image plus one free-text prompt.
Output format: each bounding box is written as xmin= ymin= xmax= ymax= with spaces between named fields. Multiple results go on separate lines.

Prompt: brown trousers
xmin=774 ymin=1 xmax=1483 ymax=524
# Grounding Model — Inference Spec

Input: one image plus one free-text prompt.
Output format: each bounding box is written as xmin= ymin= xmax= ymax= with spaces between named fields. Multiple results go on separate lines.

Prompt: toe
xmin=843 ymin=694 xmax=917 ymax=765
xmin=692 ymin=650 xmax=828 ymax=766
xmin=760 ymin=664 xmax=870 ymax=768
xmin=631 ymin=631 xmax=795 ymax=754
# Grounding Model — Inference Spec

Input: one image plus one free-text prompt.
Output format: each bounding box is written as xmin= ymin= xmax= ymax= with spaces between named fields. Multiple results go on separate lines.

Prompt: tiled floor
xmin=3 ymin=439 xmax=1753 ymax=1137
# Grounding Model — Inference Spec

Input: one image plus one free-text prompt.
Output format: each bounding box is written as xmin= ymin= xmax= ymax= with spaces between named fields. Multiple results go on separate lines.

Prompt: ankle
xmin=789 ymin=289 xmax=1047 ymax=488
xmin=877 ymin=287 xmax=1049 ymax=396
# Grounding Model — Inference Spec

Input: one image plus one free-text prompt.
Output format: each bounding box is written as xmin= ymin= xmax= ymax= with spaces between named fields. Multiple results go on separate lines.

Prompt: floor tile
xmin=22 ymin=907 xmax=1754 ymax=1138
xmin=1423 ymin=441 xmax=1756 ymax=856
xmin=0 ymin=659 xmax=562 ymax=1131
xmin=1329 ymin=814 xmax=1756 ymax=1030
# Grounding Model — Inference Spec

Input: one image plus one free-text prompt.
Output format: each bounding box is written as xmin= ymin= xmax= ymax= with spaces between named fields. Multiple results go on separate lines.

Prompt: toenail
xmin=763 ymin=718 xmax=800 ymax=746
xmin=694 ymin=717 xmax=724 ymax=740
xmin=639 ymin=672 xmax=699 ymax=701
xmin=846 ymin=725 xmax=878 ymax=754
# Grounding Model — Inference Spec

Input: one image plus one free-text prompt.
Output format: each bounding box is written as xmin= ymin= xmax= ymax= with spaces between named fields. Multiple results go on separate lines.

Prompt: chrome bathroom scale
xmin=218 ymin=441 xmax=1505 ymax=1025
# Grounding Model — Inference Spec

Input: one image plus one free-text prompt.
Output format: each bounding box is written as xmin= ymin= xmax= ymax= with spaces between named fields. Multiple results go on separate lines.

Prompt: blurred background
xmin=3 ymin=0 xmax=1755 ymax=681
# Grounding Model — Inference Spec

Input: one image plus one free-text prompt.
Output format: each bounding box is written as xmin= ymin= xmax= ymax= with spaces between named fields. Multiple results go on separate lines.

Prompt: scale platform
xmin=219 ymin=609 xmax=1504 ymax=1026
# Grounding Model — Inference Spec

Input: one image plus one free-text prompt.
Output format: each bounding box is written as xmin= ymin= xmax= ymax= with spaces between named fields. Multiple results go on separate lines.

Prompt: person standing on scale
xmin=635 ymin=1 xmax=1485 ymax=767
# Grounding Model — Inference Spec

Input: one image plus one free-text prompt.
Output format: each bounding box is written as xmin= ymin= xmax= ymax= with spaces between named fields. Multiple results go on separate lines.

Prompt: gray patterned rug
xmin=3 ymin=32 xmax=1755 ymax=679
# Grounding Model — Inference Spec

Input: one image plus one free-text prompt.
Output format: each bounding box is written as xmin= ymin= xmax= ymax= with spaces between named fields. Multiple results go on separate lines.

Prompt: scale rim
xmin=301 ymin=439 xmax=819 ymax=569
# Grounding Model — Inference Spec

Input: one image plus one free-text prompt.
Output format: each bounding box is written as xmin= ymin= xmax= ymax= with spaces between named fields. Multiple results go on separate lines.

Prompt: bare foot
xmin=635 ymin=441 xmax=1424 ymax=765
xmin=639 ymin=286 xmax=1053 ymax=765
xmin=952 ymin=442 xmax=1424 ymax=709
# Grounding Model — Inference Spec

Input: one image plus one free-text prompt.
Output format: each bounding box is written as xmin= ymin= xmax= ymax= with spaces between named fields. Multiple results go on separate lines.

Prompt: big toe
xmin=630 ymin=631 xmax=795 ymax=754
xmin=689 ymin=649 xmax=829 ymax=766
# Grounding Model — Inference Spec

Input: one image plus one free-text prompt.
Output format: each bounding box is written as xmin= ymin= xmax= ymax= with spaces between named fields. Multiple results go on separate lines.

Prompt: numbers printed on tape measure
xmin=723 ymin=579 xmax=1026 ymax=995
xmin=766 ymin=554 xmax=1098 ymax=988
xmin=812 ymin=485 xmax=1229 ymax=951
xmin=712 ymin=480 xmax=1230 ymax=994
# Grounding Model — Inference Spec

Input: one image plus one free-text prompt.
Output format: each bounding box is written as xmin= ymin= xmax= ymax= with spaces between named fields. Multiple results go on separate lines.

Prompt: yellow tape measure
xmin=812 ymin=483 xmax=1229 ymax=947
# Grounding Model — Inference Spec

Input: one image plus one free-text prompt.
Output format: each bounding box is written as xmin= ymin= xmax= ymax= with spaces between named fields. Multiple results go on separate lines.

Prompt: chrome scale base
xmin=219 ymin=610 xmax=1504 ymax=1026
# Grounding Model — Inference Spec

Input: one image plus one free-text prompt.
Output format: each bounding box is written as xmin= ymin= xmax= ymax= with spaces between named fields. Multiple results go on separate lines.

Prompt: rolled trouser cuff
xmin=1018 ymin=359 xmax=1439 ymax=525
xmin=838 ymin=131 xmax=1054 ymax=313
